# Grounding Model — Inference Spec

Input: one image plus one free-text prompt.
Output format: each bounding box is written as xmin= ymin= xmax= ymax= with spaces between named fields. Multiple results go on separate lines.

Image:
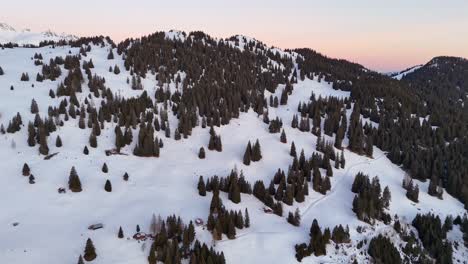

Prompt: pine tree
xmin=243 ymin=141 xmax=252 ymax=165
xmin=382 ymin=186 xmax=391 ymax=208
xmin=38 ymin=126 xmax=49 ymax=155
xmin=251 ymin=139 xmax=262 ymax=162
xmin=290 ymin=141 xmax=297 ymax=157
xmin=22 ymin=163 xmax=30 ymax=176
xmin=83 ymin=238 xmax=97 ymax=261
xmin=83 ymin=146 xmax=89 ymax=155
xmin=280 ymin=129 xmax=287 ymax=143
xmin=102 ymin=163 xmax=108 ymax=173
xmin=123 ymin=172 xmax=129 ymax=181
xmin=29 ymin=174 xmax=35 ymax=184
xmin=118 ymin=226 xmax=124 ymax=238
xmin=113 ymin=65 xmax=120 ymax=74
xmin=0 ymin=66 xmax=3 ymax=75
xmin=104 ymin=180 xmax=112 ymax=192
xmin=89 ymin=132 xmax=97 ymax=148
xmin=68 ymin=167 xmax=82 ymax=192
xmin=197 ymin=176 xmax=206 ymax=196
xmin=55 ymin=135 xmax=62 ymax=147
xmin=107 ymin=49 xmax=114 ymax=60
xmin=244 ymin=208 xmax=250 ymax=228
xmin=198 ymin=147 xmax=205 ymax=159
xmin=30 ymin=99 xmax=39 ymax=114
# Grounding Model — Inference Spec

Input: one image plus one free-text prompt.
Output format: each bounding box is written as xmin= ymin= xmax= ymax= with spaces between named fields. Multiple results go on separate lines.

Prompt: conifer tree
xmin=89 ymin=132 xmax=97 ymax=148
xmin=38 ymin=126 xmax=49 ymax=155
xmin=244 ymin=208 xmax=250 ymax=228
xmin=102 ymin=163 xmax=108 ymax=173
xmin=280 ymin=129 xmax=287 ymax=143
xmin=197 ymin=176 xmax=206 ymax=196
xmin=243 ymin=141 xmax=252 ymax=165
xmin=251 ymin=139 xmax=262 ymax=162
xmin=107 ymin=49 xmax=114 ymax=60
xmin=83 ymin=238 xmax=97 ymax=261
xmin=382 ymin=186 xmax=391 ymax=208
xmin=55 ymin=135 xmax=62 ymax=147
xmin=123 ymin=172 xmax=129 ymax=181
xmin=22 ymin=163 xmax=30 ymax=176
xmin=0 ymin=66 xmax=3 ymax=75
xmin=290 ymin=141 xmax=297 ymax=157
xmin=83 ymin=146 xmax=89 ymax=155
xmin=118 ymin=226 xmax=124 ymax=238
xmin=198 ymin=147 xmax=205 ymax=159
xmin=30 ymin=99 xmax=39 ymax=114
xmin=68 ymin=166 xmax=82 ymax=192
xmin=77 ymin=255 xmax=84 ymax=264
xmin=104 ymin=180 xmax=112 ymax=192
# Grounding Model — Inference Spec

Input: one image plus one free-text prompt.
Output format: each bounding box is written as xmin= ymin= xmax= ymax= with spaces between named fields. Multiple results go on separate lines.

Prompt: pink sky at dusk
xmin=2 ymin=0 xmax=467 ymax=72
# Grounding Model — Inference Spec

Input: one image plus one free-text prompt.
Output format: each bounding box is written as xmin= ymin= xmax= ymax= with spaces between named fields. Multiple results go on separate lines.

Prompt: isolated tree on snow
xmin=83 ymin=238 xmax=97 ymax=261
xmin=104 ymin=180 xmax=112 ymax=192
xmin=118 ymin=226 xmax=124 ymax=238
xmin=22 ymin=163 xmax=30 ymax=176
xmin=123 ymin=172 xmax=129 ymax=181
xmin=280 ymin=129 xmax=287 ymax=143
xmin=113 ymin=65 xmax=120 ymax=74
xmin=83 ymin=146 xmax=89 ymax=155
xmin=102 ymin=163 xmax=108 ymax=173
xmin=68 ymin=166 xmax=82 ymax=192
xmin=107 ymin=49 xmax=114 ymax=60
xmin=55 ymin=135 xmax=62 ymax=147
xmin=198 ymin=147 xmax=205 ymax=159
xmin=0 ymin=66 xmax=4 ymax=75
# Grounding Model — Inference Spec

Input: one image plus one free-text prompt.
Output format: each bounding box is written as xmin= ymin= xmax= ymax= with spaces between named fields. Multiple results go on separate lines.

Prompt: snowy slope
xmin=0 ymin=39 xmax=466 ymax=264
xmin=0 ymin=22 xmax=77 ymax=45
xmin=391 ymin=65 xmax=423 ymax=80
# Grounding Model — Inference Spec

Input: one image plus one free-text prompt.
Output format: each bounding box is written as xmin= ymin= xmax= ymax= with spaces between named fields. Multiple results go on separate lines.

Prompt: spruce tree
xmin=22 ymin=163 xmax=30 ymax=176
xmin=198 ymin=147 xmax=205 ymax=159
xmin=83 ymin=146 xmax=89 ymax=155
xmin=83 ymin=238 xmax=97 ymax=261
xmin=55 ymin=135 xmax=62 ymax=147
xmin=77 ymin=255 xmax=84 ymax=264
xmin=280 ymin=129 xmax=287 ymax=143
xmin=243 ymin=141 xmax=252 ymax=165
xmin=104 ymin=180 xmax=112 ymax=192
xmin=244 ymin=208 xmax=250 ymax=228
xmin=197 ymin=176 xmax=206 ymax=196
xmin=290 ymin=141 xmax=297 ymax=157
xmin=89 ymin=132 xmax=97 ymax=148
xmin=123 ymin=172 xmax=129 ymax=181
xmin=68 ymin=166 xmax=82 ymax=192
xmin=251 ymin=139 xmax=262 ymax=162
xmin=30 ymin=99 xmax=39 ymax=114
xmin=118 ymin=226 xmax=124 ymax=238
xmin=102 ymin=163 xmax=108 ymax=173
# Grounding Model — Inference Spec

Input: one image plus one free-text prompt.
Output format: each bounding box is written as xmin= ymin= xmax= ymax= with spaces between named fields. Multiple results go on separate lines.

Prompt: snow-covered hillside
xmin=0 ymin=22 xmax=77 ymax=45
xmin=0 ymin=36 xmax=466 ymax=264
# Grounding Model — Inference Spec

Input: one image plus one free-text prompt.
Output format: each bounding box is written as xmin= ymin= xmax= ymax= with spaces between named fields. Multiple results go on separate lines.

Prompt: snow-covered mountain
xmin=0 ymin=22 xmax=78 ymax=45
xmin=0 ymin=31 xmax=467 ymax=264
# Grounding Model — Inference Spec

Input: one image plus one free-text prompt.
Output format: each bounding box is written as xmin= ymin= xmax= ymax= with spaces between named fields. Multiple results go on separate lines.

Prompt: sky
xmin=2 ymin=0 xmax=468 ymax=72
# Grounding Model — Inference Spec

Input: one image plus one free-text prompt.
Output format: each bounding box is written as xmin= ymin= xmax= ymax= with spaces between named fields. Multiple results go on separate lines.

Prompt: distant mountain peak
xmin=0 ymin=22 xmax=16 ymax=32
xmin=0 ymin=22 xmax=78 ymax=45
